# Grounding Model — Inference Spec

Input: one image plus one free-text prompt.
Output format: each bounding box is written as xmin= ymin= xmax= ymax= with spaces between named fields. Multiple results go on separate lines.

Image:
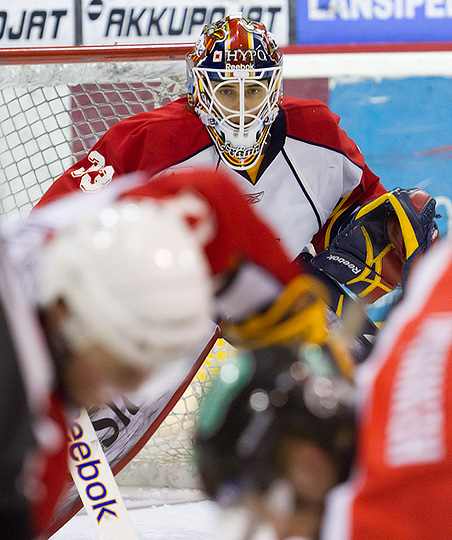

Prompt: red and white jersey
xmin=34 ymin=97 xmax=386 ymax=258
xmin=321 ymin=238 xmax=452 ymax=540
xmin=4 ymin=168 xmax=301 ymax=535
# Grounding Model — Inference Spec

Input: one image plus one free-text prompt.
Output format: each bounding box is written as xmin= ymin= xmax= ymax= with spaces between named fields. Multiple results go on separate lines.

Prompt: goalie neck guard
xmin=187 ymin=13 xmax=283 ymax=171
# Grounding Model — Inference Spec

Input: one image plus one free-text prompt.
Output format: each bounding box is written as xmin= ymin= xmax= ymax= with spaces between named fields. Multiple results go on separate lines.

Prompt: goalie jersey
xmin=34 ymin=96 xmax=386 ymax=259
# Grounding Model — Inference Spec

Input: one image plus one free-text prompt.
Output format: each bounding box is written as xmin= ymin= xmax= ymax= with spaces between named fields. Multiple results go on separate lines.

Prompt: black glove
xmin=310 ymin=188 xmax=438 ymax=304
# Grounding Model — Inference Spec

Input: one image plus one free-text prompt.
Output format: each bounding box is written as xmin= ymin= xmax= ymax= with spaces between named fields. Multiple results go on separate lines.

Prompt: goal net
xmin=2 ymin=43 xmax=452 ymax=494
xmin=0 ymin=45 xmax=238 ymax=495
xmin=0 ymin=46 xmax=189 ymax=217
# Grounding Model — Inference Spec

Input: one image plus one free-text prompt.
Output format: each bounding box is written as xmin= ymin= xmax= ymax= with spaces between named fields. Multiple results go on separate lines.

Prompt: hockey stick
xmin=67 ymin=408 xmax=139 ymax=540
xmin=43 ymin=324 xmax=221 ymax=538
xmin=297 ymin=252 xmax=379 ymax=363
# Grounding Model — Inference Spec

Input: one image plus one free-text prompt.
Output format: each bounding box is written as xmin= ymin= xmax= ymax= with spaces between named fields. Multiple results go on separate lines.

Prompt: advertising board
xmin=81 ymin=0 xmax=289 ymax=46
xmin=0 ymin=0 xmax=74 ymax=46
xmin=296 ymin=1 xmax=452 ymax=44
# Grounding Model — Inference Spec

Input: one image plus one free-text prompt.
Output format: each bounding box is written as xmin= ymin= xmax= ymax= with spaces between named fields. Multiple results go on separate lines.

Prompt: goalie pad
xmin=310 ymin=188 xmax=438 ymax=304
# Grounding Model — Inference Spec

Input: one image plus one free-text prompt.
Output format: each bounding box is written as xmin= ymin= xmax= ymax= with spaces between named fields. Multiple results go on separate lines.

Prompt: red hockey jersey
xmin=10 ymin=168 xmax=302 ymax=536
xmin=321 ymin=238 xmax=452 ymax=540
xmin=34 ymin=97 xmax=386 ymax=258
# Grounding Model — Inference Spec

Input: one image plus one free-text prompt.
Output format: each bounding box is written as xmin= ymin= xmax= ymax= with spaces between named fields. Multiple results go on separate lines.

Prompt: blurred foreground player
xmin=321 ymin=237 xmax=452 ymax=540
xmin=2 ymin=167 xmax=333 ymax=539
xmin=195 ymin=342 xmax=356 ymax=540
xmin=0 ymin=195 xmax=213 ymax=539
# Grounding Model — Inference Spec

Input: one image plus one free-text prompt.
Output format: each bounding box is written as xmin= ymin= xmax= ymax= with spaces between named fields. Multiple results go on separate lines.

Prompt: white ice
xmin=50 ymin=487 xmax=220 ymax=540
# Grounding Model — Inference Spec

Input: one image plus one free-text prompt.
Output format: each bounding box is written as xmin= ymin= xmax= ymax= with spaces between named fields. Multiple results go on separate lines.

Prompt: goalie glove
xmin=222 ymin=275 xmax=330 ymax=349
xmin=310 ymin=188 xmax=439 ymax=304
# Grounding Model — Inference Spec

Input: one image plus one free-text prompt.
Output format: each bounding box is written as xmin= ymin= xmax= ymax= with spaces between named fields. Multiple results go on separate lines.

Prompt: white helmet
xmin=37 ymin=196 xmax=214 ymax=370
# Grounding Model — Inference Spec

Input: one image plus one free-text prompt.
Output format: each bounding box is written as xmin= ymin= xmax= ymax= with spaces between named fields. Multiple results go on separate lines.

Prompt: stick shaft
xmin=67 ymin=408 xmax=139 ymax=540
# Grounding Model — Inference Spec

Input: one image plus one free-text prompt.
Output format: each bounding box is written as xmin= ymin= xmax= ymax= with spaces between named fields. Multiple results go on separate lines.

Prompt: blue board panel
xmin=329 ymin=76 xmax=452 ymax=320
xmin=296 ymin=1 xmax=452 ymax=44
xmin=330 ymin=76 xmax=452 ymax=237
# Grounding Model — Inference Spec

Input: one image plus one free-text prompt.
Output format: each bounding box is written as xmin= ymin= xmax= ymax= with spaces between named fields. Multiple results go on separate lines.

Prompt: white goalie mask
xmin=38 ymin=196 xmax=214 ymax=371
xmin=187 ymin=14 xmax=283 ymax=171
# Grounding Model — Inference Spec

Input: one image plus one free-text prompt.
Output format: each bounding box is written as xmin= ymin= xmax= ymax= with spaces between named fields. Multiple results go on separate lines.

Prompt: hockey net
xmin=0 ymin=46 xmax=190 ymax=217
xmin=0 ymin=45 xmax=237 ymax=491
xmin=3 ymin=43 xmax=452 ymax=494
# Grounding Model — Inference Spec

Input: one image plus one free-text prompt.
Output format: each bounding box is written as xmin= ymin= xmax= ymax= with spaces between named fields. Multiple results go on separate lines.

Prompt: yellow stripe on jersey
xmin=246 ymin=155 xmax=265 ymax=184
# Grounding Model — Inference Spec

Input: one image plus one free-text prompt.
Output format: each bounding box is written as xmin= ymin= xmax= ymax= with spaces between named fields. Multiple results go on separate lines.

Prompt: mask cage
xmin=191 ymin=65 xmax=283 ymax=170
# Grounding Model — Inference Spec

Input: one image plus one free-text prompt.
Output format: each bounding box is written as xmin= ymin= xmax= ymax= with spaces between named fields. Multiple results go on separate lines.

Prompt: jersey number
xmin=71 ymin=151 xmax=115 ymax=192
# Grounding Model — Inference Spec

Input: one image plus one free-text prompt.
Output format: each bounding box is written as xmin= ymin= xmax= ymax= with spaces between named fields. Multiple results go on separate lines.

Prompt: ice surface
xmin=50 ymin=488 xmax=220 ymax=540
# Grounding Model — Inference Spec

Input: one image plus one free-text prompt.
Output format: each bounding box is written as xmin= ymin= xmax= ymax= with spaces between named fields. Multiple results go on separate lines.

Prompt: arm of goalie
xmin=310 ymin=188 xmax=439 ymax=304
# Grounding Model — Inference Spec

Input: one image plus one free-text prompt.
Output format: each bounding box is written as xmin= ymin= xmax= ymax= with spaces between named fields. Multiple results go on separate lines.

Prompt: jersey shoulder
xmin=104 ymin=97 xmax=213 ymax=172
xmin=110 ymin=97 xmax=207 ymax=140
xmin=281 ymin=96 xmax=343 ymax=147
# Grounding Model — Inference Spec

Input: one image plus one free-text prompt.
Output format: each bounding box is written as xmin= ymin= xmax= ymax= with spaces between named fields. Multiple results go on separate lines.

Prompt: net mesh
xmin=116 ymin=339 xmax=236 ymax=488
xmin=0 ymin=56 xmax=236 ymax=489
xmin=0 ymin=61 xmax=186 ymax=217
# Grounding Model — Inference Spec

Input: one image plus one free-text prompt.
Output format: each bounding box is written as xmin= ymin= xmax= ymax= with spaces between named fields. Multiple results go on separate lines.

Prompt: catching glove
xmin=310 ymin=188 xmax=439 ymax=303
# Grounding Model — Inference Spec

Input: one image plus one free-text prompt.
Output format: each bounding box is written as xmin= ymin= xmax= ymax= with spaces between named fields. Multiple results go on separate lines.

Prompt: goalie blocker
xmin=310 ymin=188 xmax=439 ymax=306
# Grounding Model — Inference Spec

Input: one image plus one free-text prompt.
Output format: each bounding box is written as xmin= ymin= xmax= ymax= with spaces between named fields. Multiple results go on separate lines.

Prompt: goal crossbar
xmin=0 ymin=44 xmax=195 ymax=65
xmin=2 ymin=41 xmax=452 ymax=66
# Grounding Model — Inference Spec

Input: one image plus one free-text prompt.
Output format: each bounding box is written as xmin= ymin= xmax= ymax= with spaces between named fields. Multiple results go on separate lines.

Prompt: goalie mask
xmin=196 ymin=343 xmax=356 ymax=505
xmin=38 ymin=198 xmax=213 ymax=371
xmin=187 ymin=13 xmax=283 ymax=171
